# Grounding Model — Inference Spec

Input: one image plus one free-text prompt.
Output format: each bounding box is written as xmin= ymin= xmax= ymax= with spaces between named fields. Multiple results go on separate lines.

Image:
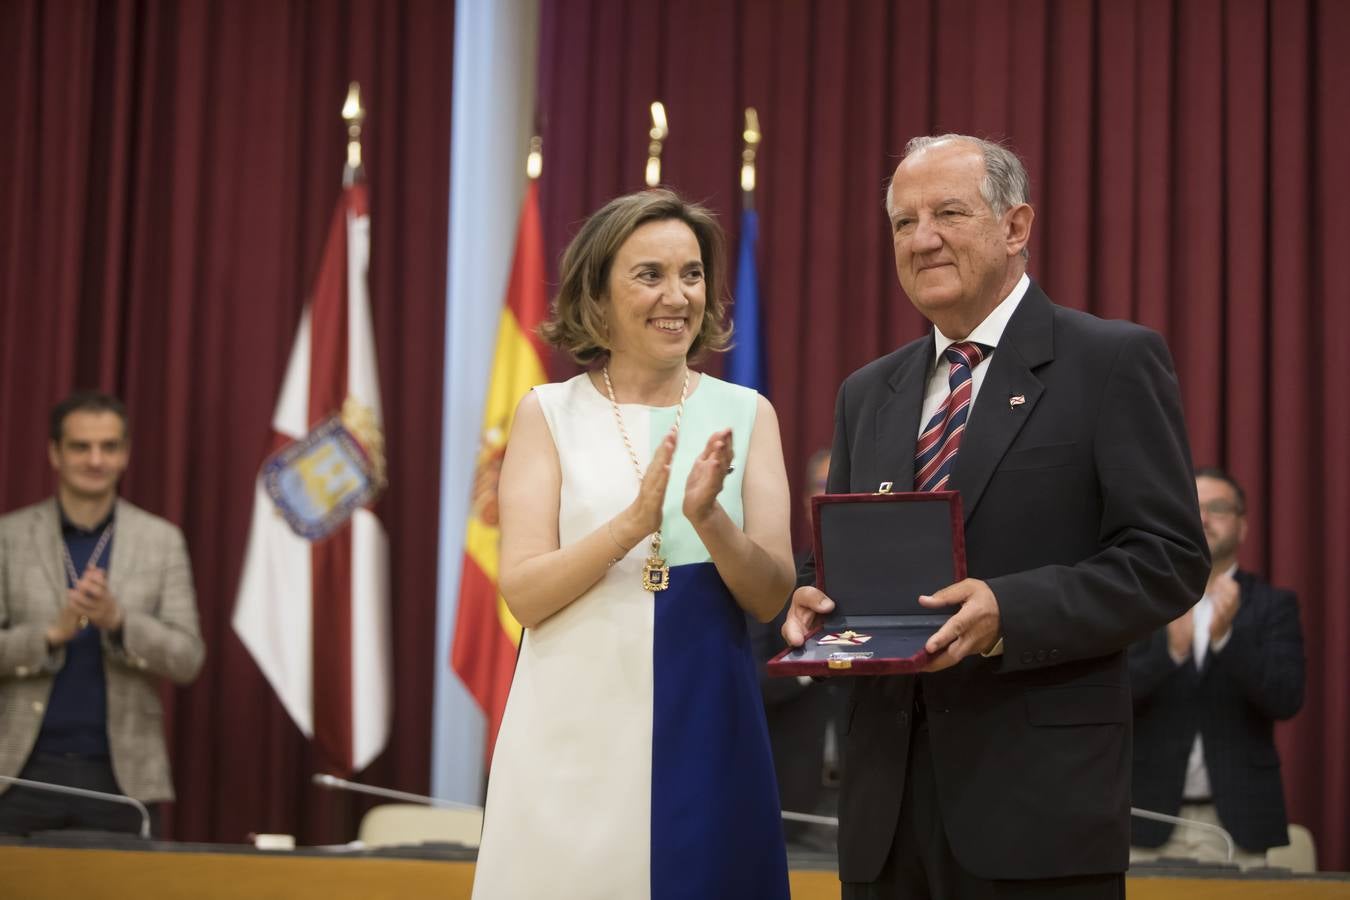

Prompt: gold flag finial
xmin=645 ymin=101 xmax=668 ymax=187
xmin=526 ymin=135 xmax=543 ymax=180
xmin=740 ymin=107 xmax=761 ymax=199
xmin=343 ymin=82 xmax=366 ymax=184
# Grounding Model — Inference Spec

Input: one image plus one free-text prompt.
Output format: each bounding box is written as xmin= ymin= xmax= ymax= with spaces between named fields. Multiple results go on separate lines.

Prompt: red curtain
xmin=0 ymin=0 xmax=454 ymax=844
xmin=536 ymin=0 xmax=1350 ymax=870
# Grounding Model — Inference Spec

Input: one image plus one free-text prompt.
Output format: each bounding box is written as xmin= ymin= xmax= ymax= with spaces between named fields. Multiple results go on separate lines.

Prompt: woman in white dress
xmin=472 ymin=189 xmax=796 ymax=899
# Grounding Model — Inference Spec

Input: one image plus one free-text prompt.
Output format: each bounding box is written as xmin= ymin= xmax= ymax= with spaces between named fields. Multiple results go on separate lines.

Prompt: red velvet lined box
xmin=767 ymin=489 xmax=966 ymax=676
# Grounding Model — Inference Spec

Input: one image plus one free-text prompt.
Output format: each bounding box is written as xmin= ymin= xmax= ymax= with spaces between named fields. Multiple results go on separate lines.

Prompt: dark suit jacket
xmin=802 ymin=283 xmax=1209 ymax=882
xmin=1129 ymin=571 xmax=1305 ymax=851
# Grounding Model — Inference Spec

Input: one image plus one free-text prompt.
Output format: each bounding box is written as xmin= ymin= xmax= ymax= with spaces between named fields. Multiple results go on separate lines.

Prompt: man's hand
xmin=45 ymin=599 xmax=84 ymax=647
xmin=1209 ymin=573 xmax=1240 ymax=642
xmin=919 ymin=578 xmax=1001 ymax=672
xmin=1167 ymin=608 xmax=1194 ymax=662
xmin=782 ymin=585 xmax=834 ymax=647
xmin=70 ymin=567 xmax=124 ymax=633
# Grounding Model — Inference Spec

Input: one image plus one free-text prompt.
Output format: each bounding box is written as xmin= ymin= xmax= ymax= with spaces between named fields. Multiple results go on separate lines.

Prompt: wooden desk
xmin=2 ymin=846 xmax=1347 ymax=899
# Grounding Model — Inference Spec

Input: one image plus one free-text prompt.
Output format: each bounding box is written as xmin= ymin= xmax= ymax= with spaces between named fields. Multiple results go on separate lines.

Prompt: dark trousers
xmin=0 ymin=753 xmax=158 ymax=837
xmin=842 ymin=716 xmax=1124 ymax=900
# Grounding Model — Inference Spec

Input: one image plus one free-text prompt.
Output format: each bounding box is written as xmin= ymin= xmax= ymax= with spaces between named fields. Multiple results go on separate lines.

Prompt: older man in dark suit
xmin=1129 ymin=467 xmax=1305 ymax=866
xmin=784 ymin=134 xmax=1209 ymax=898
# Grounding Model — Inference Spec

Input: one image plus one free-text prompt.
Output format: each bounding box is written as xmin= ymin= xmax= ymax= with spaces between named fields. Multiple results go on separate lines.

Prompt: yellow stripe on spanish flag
xmin=452 ymin=182 xmax=548 ymax=760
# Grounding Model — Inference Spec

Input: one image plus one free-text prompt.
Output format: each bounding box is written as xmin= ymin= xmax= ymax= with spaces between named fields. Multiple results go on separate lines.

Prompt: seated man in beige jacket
xmin=0 ymin=391 xmax=204 ymax=835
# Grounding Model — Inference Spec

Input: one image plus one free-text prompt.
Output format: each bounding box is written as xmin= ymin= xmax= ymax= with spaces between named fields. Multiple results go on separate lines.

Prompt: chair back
xmin=1265 ymin=823 xmax=1317 ymax=873
xmin=357 ymin=803 xmax=484 ymax=848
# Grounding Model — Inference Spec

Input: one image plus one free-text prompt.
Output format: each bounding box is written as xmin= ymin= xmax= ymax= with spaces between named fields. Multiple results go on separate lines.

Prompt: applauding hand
xmin=612 ymin=430 xmax=677 ymax=548
xmin=71 ymin=566 xmax=125 ymax=633
xmin=682 ymin=428 xmax=733 ymax=527
xmin=1209 ymin=573 xmax=1241 ymax=643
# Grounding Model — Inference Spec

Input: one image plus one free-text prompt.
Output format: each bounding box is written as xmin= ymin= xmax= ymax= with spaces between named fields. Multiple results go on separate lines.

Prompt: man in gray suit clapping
xmin=0 ymin=391 xmax=204 ymax=836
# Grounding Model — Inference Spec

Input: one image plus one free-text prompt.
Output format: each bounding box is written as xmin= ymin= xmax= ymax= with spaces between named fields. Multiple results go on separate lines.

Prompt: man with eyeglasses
xmin=1128 ymin=467 xmax=1306 ymax=866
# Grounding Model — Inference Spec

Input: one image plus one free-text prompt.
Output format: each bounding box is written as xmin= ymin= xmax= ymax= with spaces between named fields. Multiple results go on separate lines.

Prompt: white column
xmin=433 ymin=0 xmax=539 ymax=803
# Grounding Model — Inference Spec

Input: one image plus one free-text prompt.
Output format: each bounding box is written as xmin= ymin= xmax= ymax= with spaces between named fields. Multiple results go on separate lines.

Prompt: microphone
xmin=0 ymin=774 xmax=151 ymax=839
xmin=311 ymin=773 xmax=482 ymax=811
xmin=315 ymin=774 xmax=839 ymax=826
xmin=1130 ymin=806 xmax=1236 ymax=863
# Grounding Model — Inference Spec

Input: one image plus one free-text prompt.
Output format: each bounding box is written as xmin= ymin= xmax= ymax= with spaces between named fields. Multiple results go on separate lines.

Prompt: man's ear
xmin=1005 ymin=203 xmax=1034 ymax=257
xmin=48 ymin=440 xmax=60 ymax=471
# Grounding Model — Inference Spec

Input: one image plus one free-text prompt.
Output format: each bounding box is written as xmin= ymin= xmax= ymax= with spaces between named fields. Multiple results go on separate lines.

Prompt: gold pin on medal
xmin=819 ymin=630 xmax=872 ymax=645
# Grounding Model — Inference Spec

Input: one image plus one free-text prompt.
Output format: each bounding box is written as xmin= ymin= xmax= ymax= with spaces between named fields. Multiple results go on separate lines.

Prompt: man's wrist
xmin=104 ymin=605 xmax=127 ymax=645
xmin=981 ymin=636 xmax=1004 ymax=658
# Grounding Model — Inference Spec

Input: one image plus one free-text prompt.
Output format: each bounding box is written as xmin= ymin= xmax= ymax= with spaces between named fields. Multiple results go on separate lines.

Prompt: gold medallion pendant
xmin=601 ymin=365 xmax=690 ymax=593
xmin=642 ymin=556 xmax=670 ymax=592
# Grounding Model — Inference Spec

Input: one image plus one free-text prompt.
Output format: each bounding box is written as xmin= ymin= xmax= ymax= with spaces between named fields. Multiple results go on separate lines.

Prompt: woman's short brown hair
xmin=541 ymin=188 xmax=731 ymax=364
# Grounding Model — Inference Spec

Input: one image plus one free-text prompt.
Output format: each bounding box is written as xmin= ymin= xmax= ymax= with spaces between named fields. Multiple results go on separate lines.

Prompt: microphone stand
xmin=1130 ymin=806 xmax=1236 ymax=863
xmin=310 ymin=773 xmax=482 ymax=811
xmin=0 ymin=774 xmax=151 ymax=839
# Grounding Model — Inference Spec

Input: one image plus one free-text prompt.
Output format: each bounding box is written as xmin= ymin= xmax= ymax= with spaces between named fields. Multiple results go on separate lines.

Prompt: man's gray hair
xmin=885 ymin=134 xmax=1032 ymax=259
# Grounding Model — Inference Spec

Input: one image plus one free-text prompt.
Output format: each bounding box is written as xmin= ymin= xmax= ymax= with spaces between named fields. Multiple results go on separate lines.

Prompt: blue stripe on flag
xmin=725 ymin=208 xmax=766 ymax=395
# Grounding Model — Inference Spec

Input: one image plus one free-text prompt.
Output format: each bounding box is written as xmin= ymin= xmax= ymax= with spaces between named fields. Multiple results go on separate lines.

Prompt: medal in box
xmin=769 ymin=486 xmax=966 ymax=676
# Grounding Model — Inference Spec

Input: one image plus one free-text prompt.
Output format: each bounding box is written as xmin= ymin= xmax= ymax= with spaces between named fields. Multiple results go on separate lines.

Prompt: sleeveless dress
xmin=472 ymin=373 xmax=790 ymax=900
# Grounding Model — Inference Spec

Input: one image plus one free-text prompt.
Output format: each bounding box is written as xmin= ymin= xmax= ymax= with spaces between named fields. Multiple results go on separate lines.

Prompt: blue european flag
xmin=725 ymin=208 xmax=766 ymax=395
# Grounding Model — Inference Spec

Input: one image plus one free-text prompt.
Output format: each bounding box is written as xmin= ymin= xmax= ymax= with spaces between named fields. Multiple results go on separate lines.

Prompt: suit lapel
xmin=29 ymin=501 xmax=68 ymax=606
xmin=107 ymin=498 xmax=137 ymax=597
xmin=952 ymin=284 xmax=1055 ymax=524
xmin=875 ymin=338 xmax=933 ymax=491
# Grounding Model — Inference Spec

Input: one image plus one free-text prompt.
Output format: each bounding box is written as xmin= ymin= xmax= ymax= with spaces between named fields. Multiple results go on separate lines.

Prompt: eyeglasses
xmin=1199 ymin=501 xmax=1242 ymax=518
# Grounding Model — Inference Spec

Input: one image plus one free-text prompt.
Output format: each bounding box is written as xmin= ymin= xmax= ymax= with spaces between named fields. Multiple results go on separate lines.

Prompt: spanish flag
xmin=452 ymin=180 xmax=548 ymax=759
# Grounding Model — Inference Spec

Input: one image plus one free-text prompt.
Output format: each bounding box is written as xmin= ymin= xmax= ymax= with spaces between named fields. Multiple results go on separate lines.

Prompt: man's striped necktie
xmin=914 ymin=341 xmax=991 ymax=492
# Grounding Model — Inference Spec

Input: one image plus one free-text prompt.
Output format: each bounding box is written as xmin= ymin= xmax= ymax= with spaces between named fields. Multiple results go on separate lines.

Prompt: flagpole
xmin=233 ymin=76 xmax=391 ymax=775
xmin=343 ymin=82 xmax=366 ymax=187
xmin=741 ymin=107 xmax=761 ymax=211
xmin=451 ymin=132 xmax=550 ymax=762
xmin=526 ymin=134 xmax=542 ymax=180
xmin=645 ymin=101 xmax=667 ymax=187
xmin=726 ymin=107 xmax=767 ymax=395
